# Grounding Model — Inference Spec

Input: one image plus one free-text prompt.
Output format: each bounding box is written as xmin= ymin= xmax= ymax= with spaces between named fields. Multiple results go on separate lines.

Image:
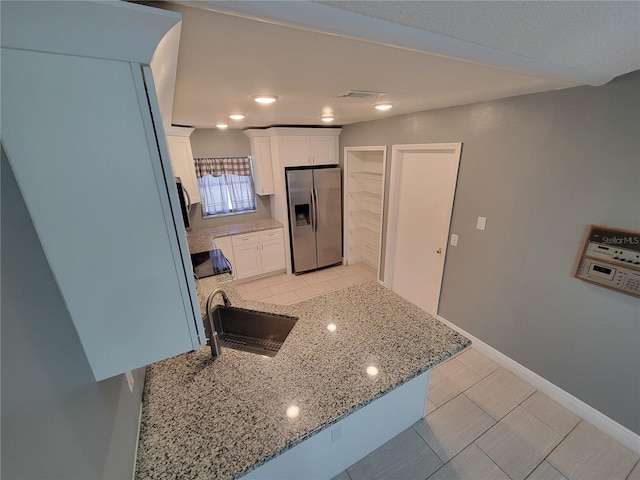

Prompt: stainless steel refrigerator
xmin=286 ymin=167 xmax=342 ymax=273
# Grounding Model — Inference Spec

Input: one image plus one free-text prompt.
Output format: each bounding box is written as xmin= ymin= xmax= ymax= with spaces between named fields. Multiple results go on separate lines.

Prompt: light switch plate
xmin=450 ymin=234 xmax=459 ymax=246
xmin=476 ymin=217 xmax=487 ymax=230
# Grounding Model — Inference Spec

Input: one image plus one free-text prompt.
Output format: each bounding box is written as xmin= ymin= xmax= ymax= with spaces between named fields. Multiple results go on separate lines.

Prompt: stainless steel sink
xmin=204 ymin=306 xmax=298 ymax=357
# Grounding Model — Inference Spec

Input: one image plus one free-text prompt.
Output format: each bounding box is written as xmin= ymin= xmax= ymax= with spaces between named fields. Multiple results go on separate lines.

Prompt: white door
xmin=384 ymin=143 xmax=462 ymax=316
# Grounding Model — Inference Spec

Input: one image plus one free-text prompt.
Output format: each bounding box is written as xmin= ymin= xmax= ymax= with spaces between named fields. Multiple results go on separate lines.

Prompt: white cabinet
xmin=259 ymin=229 xmax=286 ymax=273
xmin=282 ymin=135 xmax=338 ymax=166
xmin=233 ymin=243 xmax=263 ymax=280
xmin=246 ymin=134 xmax=275 ymax=195
xmin=228 ymin=228 xmax=286 ymax=281
xmin=232 ymin=233 xmax=262 ymax=280
xmin=1 ymin=2 xmax=201 ymax=381
xmin=166 ymin=127 xmax=201 ymax=204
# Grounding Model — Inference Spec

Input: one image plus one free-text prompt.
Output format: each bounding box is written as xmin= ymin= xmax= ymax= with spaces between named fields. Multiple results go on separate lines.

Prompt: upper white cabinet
xmin=282 ymin=134 xmax=339 ymax=167
xmin=1 ymin=2 xmax=203 ymax=381
xmin=166 ymin=127 xmax=201 ymax=204
xmin=245 ymin=131 xmax=275 ymax=195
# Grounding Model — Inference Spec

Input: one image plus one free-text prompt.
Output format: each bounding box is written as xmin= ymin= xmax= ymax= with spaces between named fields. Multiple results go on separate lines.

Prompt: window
xmin=194 ymin=156 xmax=257 ymax=217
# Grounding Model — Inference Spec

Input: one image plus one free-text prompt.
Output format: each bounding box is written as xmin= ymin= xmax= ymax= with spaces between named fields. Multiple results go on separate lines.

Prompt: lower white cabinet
xmin=260 ymin=229 xmax=286 ymax=273
xmin=228 ymin=228 xmax=286 ymax=281
xmin=234 ymin=243 xmax=263 ymax=280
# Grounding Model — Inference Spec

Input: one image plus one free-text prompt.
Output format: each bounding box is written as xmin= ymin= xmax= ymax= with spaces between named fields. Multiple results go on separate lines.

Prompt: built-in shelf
xmin=344 ymin=147 xmax=387 ymax=279
xmin=350 ymin=171 xmax=383 ymax=179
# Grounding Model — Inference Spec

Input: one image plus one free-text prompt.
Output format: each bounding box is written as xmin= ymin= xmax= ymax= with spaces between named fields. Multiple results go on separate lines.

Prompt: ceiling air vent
xmin=336 ymin=90 xmax=386 ymax=99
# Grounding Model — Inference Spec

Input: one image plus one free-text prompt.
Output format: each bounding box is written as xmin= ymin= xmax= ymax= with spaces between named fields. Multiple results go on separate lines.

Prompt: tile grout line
xmin=425 ymin=384 xmax=576 ymax=480
xmin=408 ymin=423 xmax=444 ymax=475
xmin=624 ymin=458 xmax=640 ymax=480
xmin=420 ymin=390 xmax=500 ymax=468
xmin=463 ymin=374 xmax=538 ymax=422
xmin=540 ymin=418 xmax=585 ymax=479
xmin=471 ymin=439 xmax=516 ymax=480
xmin=519 ymin=395 xmax=580 ymax=439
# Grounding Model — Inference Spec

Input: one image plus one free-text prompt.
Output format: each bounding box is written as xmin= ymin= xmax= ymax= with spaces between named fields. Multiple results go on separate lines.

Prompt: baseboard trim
xmin=436 ymin=315 xmax=640 ymax=454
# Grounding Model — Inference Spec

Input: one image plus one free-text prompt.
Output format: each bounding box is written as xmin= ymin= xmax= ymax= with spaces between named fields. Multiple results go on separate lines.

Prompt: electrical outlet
xmin=125 ymin=370 xmax=134 ymax=393
xmin=450 ymin=234 xmax=459 ymax=246
xmin=331 ymin=425 xmax=343 ymax=443
xmin=476 ymin=217 xmax=487 ymax=231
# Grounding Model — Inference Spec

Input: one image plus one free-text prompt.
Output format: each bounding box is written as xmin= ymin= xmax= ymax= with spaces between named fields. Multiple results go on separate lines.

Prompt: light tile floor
xmin=236 ymin=262 xmax=378 ymax=305
xmin=337 ymin=348 xmax=640 ymax=480
xmin=249 ymin=264 xmax=640 ymax=480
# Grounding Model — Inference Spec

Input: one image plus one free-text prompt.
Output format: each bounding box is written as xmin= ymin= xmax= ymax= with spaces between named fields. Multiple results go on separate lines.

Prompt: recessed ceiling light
xmin=321 ymin=115 xmax=335 ymax=123
xmin=374 ymin=103 xmax=394 ymax=111
xmin=252 ymin=95 xmax=279 ymax=104
xmin=216 ymin=123 xmax=229 ymax=129
xmin=227 ymin=113 xmax=246 ymax=120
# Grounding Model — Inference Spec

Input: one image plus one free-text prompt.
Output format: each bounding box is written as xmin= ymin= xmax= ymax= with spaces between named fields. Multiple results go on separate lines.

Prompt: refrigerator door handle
xmin=313 ymin=188 xmax=319 ymax=232
xmin=310 ymin=189 xmax=316 ymax=232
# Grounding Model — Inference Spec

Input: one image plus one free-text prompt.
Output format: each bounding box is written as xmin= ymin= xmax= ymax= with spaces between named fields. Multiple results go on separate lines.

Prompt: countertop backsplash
xmin=187 ymin=218 xmax=283 ymax=254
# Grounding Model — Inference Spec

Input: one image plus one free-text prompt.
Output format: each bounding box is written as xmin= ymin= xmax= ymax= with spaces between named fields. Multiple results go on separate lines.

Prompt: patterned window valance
xmin=194 ymin=156 xmax=252 ymax=178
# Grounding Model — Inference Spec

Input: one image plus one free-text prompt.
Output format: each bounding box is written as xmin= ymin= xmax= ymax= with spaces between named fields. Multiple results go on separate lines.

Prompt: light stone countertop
xmin=187 ymin=218 xmax=283 ymax=254
xmin=134 ymin=274 xmax=471 ymax=479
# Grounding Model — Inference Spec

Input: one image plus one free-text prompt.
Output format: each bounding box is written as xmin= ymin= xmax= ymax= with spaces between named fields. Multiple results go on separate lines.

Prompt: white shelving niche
xmin=343 ymin=146 xmax=387 ymax=282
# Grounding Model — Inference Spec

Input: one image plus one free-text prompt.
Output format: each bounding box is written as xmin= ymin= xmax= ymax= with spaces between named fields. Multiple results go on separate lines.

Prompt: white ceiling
xmin=160 ymin=1 xmax=640 ymax=130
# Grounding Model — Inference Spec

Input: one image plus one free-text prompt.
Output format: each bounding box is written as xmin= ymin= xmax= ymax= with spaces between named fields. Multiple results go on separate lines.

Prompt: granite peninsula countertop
xmin=187 ymin=218 xmax=283 ymax=254
xmin=135 ymin=275 xmax=471 ymax=480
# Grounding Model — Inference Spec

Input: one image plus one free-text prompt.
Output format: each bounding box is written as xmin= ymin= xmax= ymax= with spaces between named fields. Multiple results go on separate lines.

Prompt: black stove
xmin=190 ymin=248 xmax=232 ymax=279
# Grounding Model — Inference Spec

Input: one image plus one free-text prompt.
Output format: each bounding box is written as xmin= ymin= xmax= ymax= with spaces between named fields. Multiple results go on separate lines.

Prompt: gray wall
xmin=1 ymin=149 xmax=146 ymax=479
xmin=188 ymin=128 xmax=272 ymax=228
xmin=339 ymin=72 xmax=640 ymax=434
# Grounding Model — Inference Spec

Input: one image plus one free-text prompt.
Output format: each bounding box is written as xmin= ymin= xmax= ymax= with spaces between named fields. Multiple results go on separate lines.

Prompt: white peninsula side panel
xmin=244 ymin=371 xmax=430 ymax=479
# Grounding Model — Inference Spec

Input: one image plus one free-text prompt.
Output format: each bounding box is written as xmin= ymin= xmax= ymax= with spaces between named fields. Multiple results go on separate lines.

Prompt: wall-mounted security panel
xmin=575 ymin=225 xmax=640 ymax=298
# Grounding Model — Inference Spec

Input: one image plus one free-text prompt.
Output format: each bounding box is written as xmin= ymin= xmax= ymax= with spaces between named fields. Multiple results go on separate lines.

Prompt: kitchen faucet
xmin=205 ymin=289 xmax=231 ymax=358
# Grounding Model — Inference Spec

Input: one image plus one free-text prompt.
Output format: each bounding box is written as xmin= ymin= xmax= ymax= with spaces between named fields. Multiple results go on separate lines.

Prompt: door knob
xmin=436 ymin=248 xmax=443 ymax=254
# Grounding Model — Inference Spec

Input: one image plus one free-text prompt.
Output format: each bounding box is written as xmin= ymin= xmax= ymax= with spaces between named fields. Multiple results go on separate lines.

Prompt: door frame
xmin=383 ymin=143 xmax=462 ymax=314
